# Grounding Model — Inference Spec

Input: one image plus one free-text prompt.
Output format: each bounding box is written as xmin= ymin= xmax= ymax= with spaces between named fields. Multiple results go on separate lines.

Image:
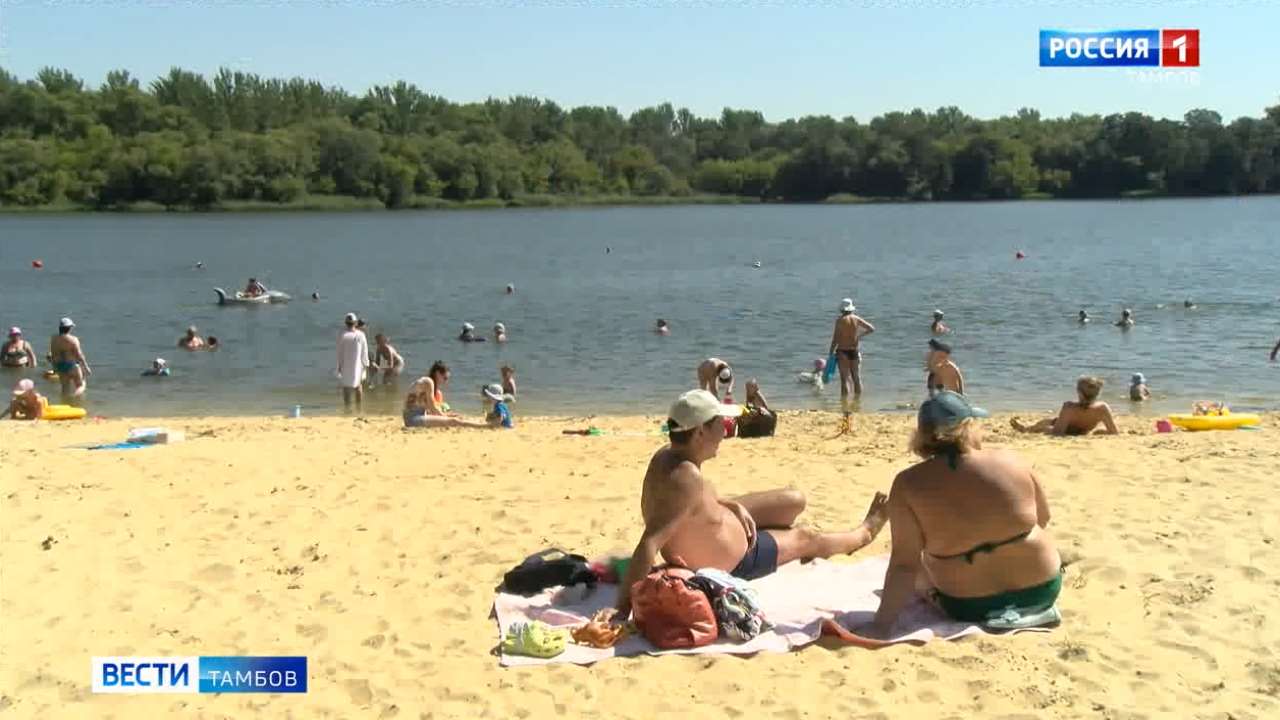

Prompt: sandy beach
xmin=2 ymin=410 xmax=1278 ymax=719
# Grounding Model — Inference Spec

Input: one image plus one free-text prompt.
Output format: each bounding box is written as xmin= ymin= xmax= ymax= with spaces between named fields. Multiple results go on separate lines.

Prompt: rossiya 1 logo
xmin=1040 ymin=29 xmax=1199 ymax=67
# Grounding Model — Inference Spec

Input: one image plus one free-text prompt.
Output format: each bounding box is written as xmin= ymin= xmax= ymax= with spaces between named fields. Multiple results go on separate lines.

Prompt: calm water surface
xmin=2 ymin=198 xmax=1277 ymax=418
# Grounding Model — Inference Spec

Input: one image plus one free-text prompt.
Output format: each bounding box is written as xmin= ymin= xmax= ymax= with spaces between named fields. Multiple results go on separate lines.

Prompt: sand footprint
xmin=344 ymin=679 xmax=373 ymax=706
xmin=195 ymin=563 xmax=235 ymax=583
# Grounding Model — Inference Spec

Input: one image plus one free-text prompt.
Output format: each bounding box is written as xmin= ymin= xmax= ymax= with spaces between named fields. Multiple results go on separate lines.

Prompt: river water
xmin=2 ymin=198 xmax=1277 ymax=418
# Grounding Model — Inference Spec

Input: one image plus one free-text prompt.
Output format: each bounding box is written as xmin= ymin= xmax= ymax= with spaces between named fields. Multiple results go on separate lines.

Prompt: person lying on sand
xmin=857 ymin=391 xmax=1062 ymax=637
xmin=611 ymin=389 xmax=888 ymax=619
xmin=2 ymin=378 xmax=45 ymax=420
xmin=1011 ymin=376 xmax=1118 ymax=436
xmin=402 ymin=362 xmax=489 ymax=429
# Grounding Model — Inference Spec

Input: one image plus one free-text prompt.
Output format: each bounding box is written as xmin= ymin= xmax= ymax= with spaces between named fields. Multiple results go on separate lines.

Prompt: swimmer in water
xmin=506 ymin=284 xmax=515 ymax=295
xmin=1184 ymin=299 xmax=1197 ymax=310
xmin=142 ymin=358 xmax=171 ymax=377
xmin=311 ymin=291 xmax=320 ymax=301
xmin=930 ymin=310 xmax=950 ymax=335
xmin=1078 ymin=309 xmax=1090 ymax=324
xmin=195 ymin=261 xmax=205 ymax=270
xmin=1115 ymin=308 xmax=1135 ymax=329
xmin=1129 ymin=373 xmax=1150 ymax=401
xmin=178 ymin=325 xmax=205 ymax=350
xmin=655 ymin=319 xmax=670 ymax=336
xmin=459 ymin=323 xmax=485 ymax=342
xmin=798 ymin=357 xmax=825 ymax=388
xmin=493 ymin=322 xmax=507 ymax=343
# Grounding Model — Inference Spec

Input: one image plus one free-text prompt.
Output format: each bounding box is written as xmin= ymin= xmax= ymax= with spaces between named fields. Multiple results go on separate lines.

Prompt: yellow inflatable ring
xmin=43 ymin=404 xmax=87 ymax=421
xmin=1167 ymin=413 xmax=1259 ymax=431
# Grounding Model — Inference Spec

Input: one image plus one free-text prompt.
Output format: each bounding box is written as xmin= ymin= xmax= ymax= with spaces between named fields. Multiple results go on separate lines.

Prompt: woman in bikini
xmin=860 ymin=391 xmax=1062 ymax=638
xmin=1010 ymin=376 xmax=1118 ymax=436
xmin=402 ymin=362 xmax=489 ymax=429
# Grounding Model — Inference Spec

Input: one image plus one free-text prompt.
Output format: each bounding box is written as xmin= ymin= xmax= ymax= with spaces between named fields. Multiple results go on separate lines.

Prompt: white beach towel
xmin=492 ymin=555 xmax=1058 ymax=666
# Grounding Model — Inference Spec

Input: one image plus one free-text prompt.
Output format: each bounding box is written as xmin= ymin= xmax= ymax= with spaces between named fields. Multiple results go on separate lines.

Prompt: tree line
xmin=1 ymin=66 xmax=1277 ymax=210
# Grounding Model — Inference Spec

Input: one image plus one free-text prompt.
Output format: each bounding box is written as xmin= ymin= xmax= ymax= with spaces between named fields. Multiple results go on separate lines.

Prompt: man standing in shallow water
xmin=829 ymin=298 xmax=875 ymax=404
xmin=612 ymin=389 xmax=888 ymax=619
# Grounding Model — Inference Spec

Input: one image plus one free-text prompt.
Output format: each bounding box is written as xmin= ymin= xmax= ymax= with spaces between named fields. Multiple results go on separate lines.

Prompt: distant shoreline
xmin=3 ymin=190 xmax=1274 ymax=215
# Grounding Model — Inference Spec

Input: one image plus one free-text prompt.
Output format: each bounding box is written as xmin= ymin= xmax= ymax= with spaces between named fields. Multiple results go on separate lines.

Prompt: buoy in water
xmin=32 ymin=259 xmax=43 ymax=268
xmin=1015 ymin=251 xmax=1026 ymax=260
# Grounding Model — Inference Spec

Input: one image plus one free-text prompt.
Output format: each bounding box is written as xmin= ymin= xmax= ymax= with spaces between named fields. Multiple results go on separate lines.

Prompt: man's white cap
xmin=343 ymin=312 xmax=358 ymax=324
xmin=12 ymin=378 xmax=34 ymax=395
xmin=463 ymin=322 xmax=475 ymax=331
xmin=717 ymin=366 xmax=733 ymax=383
xmin=494 ymin=322 xmax=506 ymax=332
xmin=933 ymin=309 xmax=944 ymax=317
xmin=154 ymin=357 xmax=167 ymax=367
xmin=59 ymin=317 xmax=75 ymax=329
xmin=667 ymin=389 xmax=740 ymax=432
xmin=839 ymin=298 xmax=855 ymax=313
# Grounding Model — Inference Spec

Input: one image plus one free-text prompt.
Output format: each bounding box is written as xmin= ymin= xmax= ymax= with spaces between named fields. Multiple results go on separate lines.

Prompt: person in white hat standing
xmin=336 ymin=313 xmax=370 ymax=412
xmin=49 ymin=317 xmax=91 ymax=400
xmin=828 ymin=298 xmax=875 ymax=404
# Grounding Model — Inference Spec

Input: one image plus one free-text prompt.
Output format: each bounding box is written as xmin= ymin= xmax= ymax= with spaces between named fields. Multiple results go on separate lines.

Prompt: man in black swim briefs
xmin=612 ymin=389 xmax=888 ymax=619
xmin=828 ymin=298 xmax=876 ymax=404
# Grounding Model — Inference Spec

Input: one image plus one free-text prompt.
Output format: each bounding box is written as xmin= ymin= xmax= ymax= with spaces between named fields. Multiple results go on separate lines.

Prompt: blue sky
xmin=1 ymin=0 xmax=1275 ymax=122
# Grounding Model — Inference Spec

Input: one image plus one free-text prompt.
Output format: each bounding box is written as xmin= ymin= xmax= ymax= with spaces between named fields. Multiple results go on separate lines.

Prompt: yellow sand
xmin=2 ymin=412 xmax=1278 ymax=718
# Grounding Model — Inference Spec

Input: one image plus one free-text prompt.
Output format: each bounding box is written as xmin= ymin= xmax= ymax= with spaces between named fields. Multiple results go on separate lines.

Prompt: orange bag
xmin=630 ymin=566 xmax=718 ymax=649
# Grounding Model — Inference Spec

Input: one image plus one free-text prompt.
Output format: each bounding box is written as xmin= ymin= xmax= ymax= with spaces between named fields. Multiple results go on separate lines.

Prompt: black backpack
xmin=736 ymin=407 xmax=777 ymax=438
xmin=502 ymin=549 xmax=597 ymax=595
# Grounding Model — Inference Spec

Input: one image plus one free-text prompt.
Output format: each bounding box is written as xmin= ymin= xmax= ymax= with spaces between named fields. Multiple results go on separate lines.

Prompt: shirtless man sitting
xmin=1011 ymin=375 xmax=1118 ymax=436
xmin=829 ymin=298 xmax=875 ymax=402
xmin=613 ymin=389 xmax=888 ymax=619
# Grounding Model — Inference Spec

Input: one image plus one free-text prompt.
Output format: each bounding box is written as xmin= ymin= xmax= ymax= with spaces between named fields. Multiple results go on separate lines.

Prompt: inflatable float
xmin=214 ymin=287 xmax=291 ymax=306
xmin=43 ymin=404 xmax=86 ymax=421
xmin=1167 ymin=413 xmax=1260 ymax=431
